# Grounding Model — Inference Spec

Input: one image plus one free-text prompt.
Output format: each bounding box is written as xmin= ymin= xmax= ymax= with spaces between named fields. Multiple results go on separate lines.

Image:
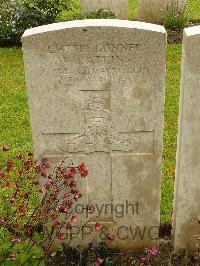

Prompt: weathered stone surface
xmin=80 ymin=0 xmax=128 ymax=19
xmin=173 ymin=26 xmax=200 ymax=251
xmin=22 ymin=20 xmax=166 ymax=250
xmin=138 ymin=0 xmax=186 ymax=24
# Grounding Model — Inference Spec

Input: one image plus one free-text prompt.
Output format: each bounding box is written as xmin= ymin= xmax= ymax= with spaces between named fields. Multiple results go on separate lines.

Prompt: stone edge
xmin=184 ymin=25 xmax=200 ymax=37
xmin=22 ymin=19 xmax=166 ymax=39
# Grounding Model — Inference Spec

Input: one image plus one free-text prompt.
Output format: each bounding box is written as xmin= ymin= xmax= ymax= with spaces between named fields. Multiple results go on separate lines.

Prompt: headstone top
xmin=184 ymin=25 xmax=200 ymax=37
xmin=22 ymin=19 xmax=166 ymax=39
xmin=138 ymin=0 xmax=186 ymax=24
xmin=80 ymin=0 xmax=128 ymax=19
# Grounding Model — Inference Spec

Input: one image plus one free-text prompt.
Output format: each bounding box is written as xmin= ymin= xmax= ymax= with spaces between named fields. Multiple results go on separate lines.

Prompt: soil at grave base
xmin=166 ymin=21 xmax=200 ymax=44
xmin=45 ymin=225 xmax=200 ymax=266
xmin=45 ymin=240 xmax=200 ymax=266
xmin=167 ymin=30 xmax=183 ymax=44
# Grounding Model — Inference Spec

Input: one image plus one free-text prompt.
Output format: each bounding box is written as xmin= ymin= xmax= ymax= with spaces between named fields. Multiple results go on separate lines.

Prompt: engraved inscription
xmin=48 ymin=43 xmax=144 ymax=53
xmin=60 ymin=95 xmax=139 ymax=153
xmin=63 ymin=66 xmax=150 ymax=85
xmin=44 ymin=42 xmax=150 ymax=85
xmin=42 ymin=96 xmax=154 ymax=155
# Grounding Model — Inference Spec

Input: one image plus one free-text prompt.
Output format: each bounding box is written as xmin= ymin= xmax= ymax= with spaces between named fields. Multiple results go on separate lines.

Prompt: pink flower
xmin=41 ymin=172 xmax=49 ymax=178
xmin=0 ymin=219 xmax=5 ymax=225
xmin=10 ymin=198 xmax=16 ymax=205
xmin=50 ymin=213 xmax=57 ymax=220
xmin=33 ymin=180 xmax=39 ymax=185
xmin=38 ymin=187 xmax=45 ymax=193
xmin=65 ymin=222 xmax=72 ymax=229
xmin=63 ymin=194 xmax=68 ymax=200
xmin=23 ymin=192 xmax=29 ymax=199
xmin=56 ymin=205 xmax=68 ymax=213
xmin=78 ymin=163 xmax=88 ymax=177
xmin=71 ymin=187 xmax=79 ymax=194
xmin=95 ymin=223 xmax=102 ymax=231
xmin=41 ymin=157 xmax=48 ymax=163
xmin=35 ymin=164 xmax=42 ymax=173
xmin=71 ymin=215 xmax=79 ymax=223
xmin=18 ymin=168 xmax=23 ymax=175
xmin=24 ymin=225 xmax=34 ymax=234
xmin=96 ymin=258 xmax=104 ymax=265
xmin=107 ymin=234 xmax=115 ymax=241
xmin=139 ymin=256 xmax=149 ymax=263
xmin=5 ymin=181 xmax=11 ymax=187
xmin=0 ymin=171 xmax=5 ymax=178
xmin=42 ymin=161 xmax=50 ymax=168
xmin=9 ymin=254 xmax=16 ymax=261
xmin=74 ymin=193 xmax=82 ymax=201
xmin=69 ymin=181 xmax=76 ymax=187
xmin=28 ymin=151 xmax=34 ymax=157
xmin=6 ymin=160 xmax=14 ymax=171
xmin=50 ymin=193 xmax=57 ymax=200
xmin=3 ymin=144 xmax=9 ymax=151
xmin=53 ymin=220 xmax=61 ymax=228
xmin=145 ymin=247 xmax=158 ymax=256
xmin=44 ymin=182 xmax=52 ymax=190
xmin=57 ymin=232 xmax=65 ymax=240
xmin=52 ymin=186 xmax=60 ymax=194
xmin=66 ymin=200 xmax=73 ymax=208
xmin=16 ymin=153 xmax=23 ymax=160
xmin=149 ymin=247 xmax=158 ymax=256
xmin=17 ymin=204 xmax=27 ymax=215
xmin=68 ymin=167 xmax=76 ymax=178
xmin=24 ymin=160 xmax=32 ymax=170
xmin=12 ymin=236 xmax=21 ymax=244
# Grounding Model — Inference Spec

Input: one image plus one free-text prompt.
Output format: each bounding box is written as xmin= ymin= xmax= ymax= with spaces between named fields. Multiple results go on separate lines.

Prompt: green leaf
xmin=29 ymin=3 xmax=35 ymax=8
xmin=0 ymin=243 xmax=12 ymax=256
xmin=29 ymin=246 xmax=44 ymax=258
xmin=32 ymin=232 xmax=42 ymax=245
xmin=37 ymin=260 xmax=45 ymax=266
xmin=16 ymin=252 xmax=28 ymax=264
xmin=3 ymin=260 xmax=16 ymax=266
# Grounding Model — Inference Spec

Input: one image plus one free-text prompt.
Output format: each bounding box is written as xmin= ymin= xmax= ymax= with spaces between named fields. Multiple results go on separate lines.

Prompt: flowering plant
xmin=0 ymin=144 xmax=88 ymax=265
xmin=0 ymin=0 xmax=74 ymax=46
xmin=139 ymin=247 xmax=159 ymax=264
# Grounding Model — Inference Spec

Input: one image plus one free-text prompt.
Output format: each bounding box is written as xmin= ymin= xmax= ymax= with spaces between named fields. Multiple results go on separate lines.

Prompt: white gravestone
xmin=138 ymin=0 xmax=186 ymax=24
xmin=173 ymin=26 xmax=200 ymax=251
xmin=80 ymin=0 xmax=128 ymax=19
xmin=22 ymin=20 xmax=166 ymax=250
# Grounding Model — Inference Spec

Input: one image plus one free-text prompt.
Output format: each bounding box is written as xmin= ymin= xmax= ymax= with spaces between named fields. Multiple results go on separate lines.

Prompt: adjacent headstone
xmin=173 ymin=26 xmax=200 ymax=251
xmin=80 ymin=0 xmax=128 ymax=19
xmin=138 ymin=0 xmax=186 ymax=24
xmin=22 ymin=20 xmax=166 ymax=250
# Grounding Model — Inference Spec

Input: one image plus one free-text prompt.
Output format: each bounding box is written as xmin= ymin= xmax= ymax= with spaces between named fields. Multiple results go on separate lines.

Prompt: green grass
xmin=187 ymin=0 xmax=200 ymax=21
xmin=128 ymin=0 xmax=137 ymax=20
xmin=0 ymin=48 xmax=32 ymax=164
xmin=0 ymin=44 xmax=182 ymax=224
xmin=161 ymin=44 xmax=182 ymax=224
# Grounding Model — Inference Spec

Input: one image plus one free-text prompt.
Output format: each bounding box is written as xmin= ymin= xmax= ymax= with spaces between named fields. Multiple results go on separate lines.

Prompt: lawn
xmin=0 ymin=44 xmax=181 ymax=224
xmin=64 ymin=0 xmax=200 ymax=21
xmin=161 ymin=44 xmax=181 ymax=224
xmin=187 ymin=0 xmax=200 ymax=21
xmin=0 ymin=48 xmax=32 ymax=165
